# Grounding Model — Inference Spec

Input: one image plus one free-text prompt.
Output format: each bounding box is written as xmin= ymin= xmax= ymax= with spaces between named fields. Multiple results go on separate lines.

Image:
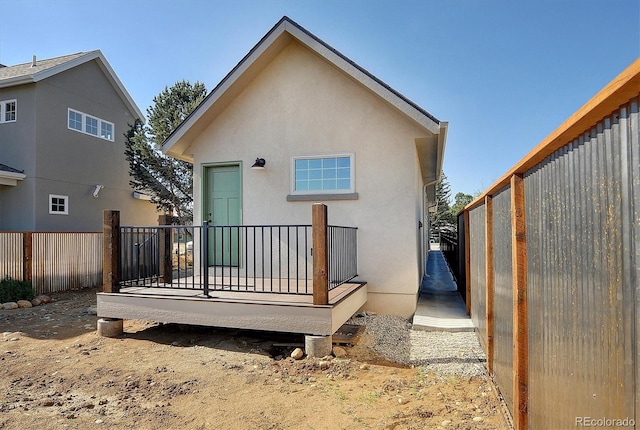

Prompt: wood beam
xmin=484 ymin=195 xmax=495 ymax=374
xmin=511 ymin=174 xmax=528 ymax=429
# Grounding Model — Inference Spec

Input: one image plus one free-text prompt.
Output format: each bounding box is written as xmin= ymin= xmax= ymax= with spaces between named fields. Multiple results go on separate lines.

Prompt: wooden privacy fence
xmin=0 ymin=232 xmax=102 ymax=294
xmin=458 ymin=58 xmax=640 ymax=430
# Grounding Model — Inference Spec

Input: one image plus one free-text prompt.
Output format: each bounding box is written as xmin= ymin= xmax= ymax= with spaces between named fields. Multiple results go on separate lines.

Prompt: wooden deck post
xmin=484 ymin=195 xmax=495 ymax=375
xmin=464 ymin=210 xmax=471 ymax=315
xmin=103 ymin=210 xmax=120 ymax=293
xmin=511 ymin=174 xmax=528 ymax=430
xmin=312 ymin=203 xmax=329 ymax=305
xmin=22 ymin=232 xmax=32 ymax=284
xmin=158 ymin=215 xmax=173 ymax=284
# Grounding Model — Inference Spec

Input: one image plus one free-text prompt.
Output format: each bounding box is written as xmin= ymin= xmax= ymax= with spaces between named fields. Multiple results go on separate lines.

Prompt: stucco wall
xmin=188 ymin=41 xmax=432 ymax=316
xmin=0 ymin=60 xmax=158 ymax=231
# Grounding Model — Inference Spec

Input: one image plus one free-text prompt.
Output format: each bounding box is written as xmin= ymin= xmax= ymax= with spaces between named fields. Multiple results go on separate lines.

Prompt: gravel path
xmin=349 ymin=313 xmax=487 ymax=377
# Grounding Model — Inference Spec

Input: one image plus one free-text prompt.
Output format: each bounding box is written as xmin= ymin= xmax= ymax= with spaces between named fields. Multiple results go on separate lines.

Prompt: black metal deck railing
xmin=117 ymin=222 xmax=359 ymax=296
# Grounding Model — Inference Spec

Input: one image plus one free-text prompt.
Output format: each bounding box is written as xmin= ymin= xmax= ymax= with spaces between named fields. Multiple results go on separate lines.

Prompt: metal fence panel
xmin=525 ymin=98 xmax=638 ymax=429
xmin=492 ymin=186 xmax=513 ymax=417
xmin=32 ymin=233 xmax=103 ymax=294
xmin=469 ymin=204 xmax=486 ymax=350
xmin=0 ymin=233 xmax=23 ymax=281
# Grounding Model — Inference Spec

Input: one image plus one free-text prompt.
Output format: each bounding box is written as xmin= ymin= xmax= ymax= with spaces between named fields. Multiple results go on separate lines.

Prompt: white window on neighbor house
xmin=49 ymin=194 xmax=69 ymax=215
xmin=291 ymin=154 xmax=355 ymax=194
xmin=67 ymin=108 xmax=114 ymax=141
xmin=0 ymin=99 xmax=17 ymax=123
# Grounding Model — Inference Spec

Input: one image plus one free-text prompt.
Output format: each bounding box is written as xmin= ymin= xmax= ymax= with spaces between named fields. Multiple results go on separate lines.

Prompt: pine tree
xmin=431 ymin=172 xmax=455 ymax=233
xmin=125 ymin=81 xmax=207 ymax=225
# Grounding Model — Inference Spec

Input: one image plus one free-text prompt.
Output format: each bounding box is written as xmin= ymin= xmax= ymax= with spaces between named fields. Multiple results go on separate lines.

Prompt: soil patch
xmin=0 ymin=287 xmax=510 ymax=429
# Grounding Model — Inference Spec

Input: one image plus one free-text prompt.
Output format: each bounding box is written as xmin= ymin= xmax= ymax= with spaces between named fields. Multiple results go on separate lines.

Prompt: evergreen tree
xmin=431 ymin=172 xmax=455 ymax=232
xmin=450 ymin=192 xmax=474 ymax=217
xmin=125 ymin=81 xmax=207 ymax=225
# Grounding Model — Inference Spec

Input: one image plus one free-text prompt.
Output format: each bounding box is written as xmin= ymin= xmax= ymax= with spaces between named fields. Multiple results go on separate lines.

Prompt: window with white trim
xmin=49 ymin=194 xmax=69 ymax=215
xmin=67 ymin=108 xmax=114 ymax=141
xmin=0 ymin=99 xmax=17 ymax=123
xmin=292 ymin=154 xmax=354 ymax=194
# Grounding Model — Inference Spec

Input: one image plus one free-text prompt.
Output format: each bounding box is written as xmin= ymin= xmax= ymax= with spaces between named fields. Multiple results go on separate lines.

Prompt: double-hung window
xmin=0 ymin=99 xmax=17 ymax=123
xmin=67 ymin=108 xmax=114 ymax=141
xmin=292 ymin=154 xmax=355 ymax=195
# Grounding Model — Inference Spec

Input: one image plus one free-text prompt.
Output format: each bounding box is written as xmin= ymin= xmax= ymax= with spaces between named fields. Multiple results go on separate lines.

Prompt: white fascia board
xmin=283 ymin=21 xmax=440 ymax=135
xmin=0 ymin=76 xmax=35 ymax=88
xmin=0 ymin=171 xmax=26 ymax=186
xmin=27 ymin=50 xmax=144 ymax=121
xmin=162 ymin=23 xmax=290 ymax=155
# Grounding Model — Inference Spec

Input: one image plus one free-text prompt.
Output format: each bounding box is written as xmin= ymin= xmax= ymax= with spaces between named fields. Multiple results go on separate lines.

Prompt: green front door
xmin=205 ymin=165 xmax=241 ymax=266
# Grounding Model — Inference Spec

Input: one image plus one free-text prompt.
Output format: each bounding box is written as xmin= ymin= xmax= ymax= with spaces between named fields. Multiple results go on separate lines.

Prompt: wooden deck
xmin=97 ymin=279 xmax=367 ymax=336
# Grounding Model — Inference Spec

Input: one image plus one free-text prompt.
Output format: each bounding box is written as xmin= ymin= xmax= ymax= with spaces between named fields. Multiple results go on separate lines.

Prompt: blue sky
xmin=1 ymin=0 xmax=638 ymax=198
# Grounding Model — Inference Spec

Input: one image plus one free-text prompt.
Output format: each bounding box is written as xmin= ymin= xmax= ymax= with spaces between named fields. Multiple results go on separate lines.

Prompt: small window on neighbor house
xmin=67 ymin=108 xmax=114 ymax=141
xmin=0 ymin=99 xmax=17 ymax=123
xmin=292 ymin=154 xmax=354 ymax=194
xmin=49 ymin=194 xmax=69 ymax=215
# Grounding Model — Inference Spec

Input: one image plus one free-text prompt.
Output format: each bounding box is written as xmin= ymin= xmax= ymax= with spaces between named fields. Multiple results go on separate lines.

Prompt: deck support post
xmin=97 ymin=318 xmax=123 ymax=337
xmin=305 ymin=335 xmax=332 ymax=357
xmin=158 ymin=215 xmax=173 ymax=284
xmin=103 ymin=210 xmax=120 ymax=293
xmin=511 ymin=174 xmax=528 ymax=430
xmin=312 ymin=203 xmax=329 ymax=305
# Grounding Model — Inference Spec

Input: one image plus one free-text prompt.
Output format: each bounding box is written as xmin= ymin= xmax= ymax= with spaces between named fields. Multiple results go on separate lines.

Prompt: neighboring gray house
xmin=0 ymin=51 xmax=158 ymax=231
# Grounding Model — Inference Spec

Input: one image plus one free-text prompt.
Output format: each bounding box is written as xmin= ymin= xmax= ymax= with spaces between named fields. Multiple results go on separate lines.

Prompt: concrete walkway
xmin=412 ymin=245 xmax=474 ymax=331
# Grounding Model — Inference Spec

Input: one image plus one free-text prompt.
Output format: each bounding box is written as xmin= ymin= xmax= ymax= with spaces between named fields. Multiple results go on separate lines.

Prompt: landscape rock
xmin=0 ymin=303 xmax=4 ymax=310
xmin=290 ymin=348 xmax=304 ymax=360
xmin=318 ymin=360 xmax=330 ymax=370
xmin=17 ymin=300 xmax=33 ymax=308
xmin=2 ymin=302 xmax=18 ymax=310
xmin=332 ymin=346 xmax=347 ymax=358
xmin=36 ymin=295 xmax=52 ymax=304
xmin=31 ymin=298 xmax=42 ymax=306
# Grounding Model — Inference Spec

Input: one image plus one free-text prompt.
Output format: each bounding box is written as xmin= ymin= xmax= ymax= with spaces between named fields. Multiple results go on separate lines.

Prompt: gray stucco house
xmin=0 ymin=51 xmax=158 ymax=231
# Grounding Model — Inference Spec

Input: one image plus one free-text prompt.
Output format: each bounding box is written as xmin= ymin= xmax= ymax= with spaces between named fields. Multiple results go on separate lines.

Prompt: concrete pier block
xmin=97 ymin=318 xmax=123 ymax=337
xmin=305 ymin=334 xmax=332 ymax=357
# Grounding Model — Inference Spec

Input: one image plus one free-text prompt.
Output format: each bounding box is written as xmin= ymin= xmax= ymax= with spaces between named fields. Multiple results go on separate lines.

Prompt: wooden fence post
xmin=312 ymin=203 xmax=329 ymax=305
xmin=22 ymin=232 xmax=33 ymax=284
xmin=464 ymin=210 xmax=471 ymax=315
xmin=511 ymin=174 xmax=528 ymax=430
xmin=485 ymin=195 xmax=495 ymax=375
xmin=103 ymin=210 xmax=120 ymax=293
xmin=158 ymin=215 xmax=173 ymax=284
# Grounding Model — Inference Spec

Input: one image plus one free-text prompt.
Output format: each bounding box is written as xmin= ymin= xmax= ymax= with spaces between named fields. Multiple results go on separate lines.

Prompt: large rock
xmin=17 ymin=300 xmax=33 ymax=308
xmin=2 ymin=302 xmax=18 ymax=310
xmin=290 ymin=348 xmax=304 ymax=360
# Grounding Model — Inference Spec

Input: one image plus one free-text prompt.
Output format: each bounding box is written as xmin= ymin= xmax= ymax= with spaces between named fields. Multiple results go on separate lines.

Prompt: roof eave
xmin=162 ymin=16 xmax=441 ymax=157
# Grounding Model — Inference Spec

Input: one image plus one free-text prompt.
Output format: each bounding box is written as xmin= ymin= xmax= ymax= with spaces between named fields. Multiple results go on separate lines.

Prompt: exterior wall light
xmin=251 ymin=158 xmax=266 ymax=169
xmin=93 ymin=184 xmax=104 ymax=198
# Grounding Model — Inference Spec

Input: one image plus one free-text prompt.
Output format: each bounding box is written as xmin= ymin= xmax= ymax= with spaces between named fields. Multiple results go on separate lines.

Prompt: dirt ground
xmin=0 ymin=288 xmax=510 ymax=430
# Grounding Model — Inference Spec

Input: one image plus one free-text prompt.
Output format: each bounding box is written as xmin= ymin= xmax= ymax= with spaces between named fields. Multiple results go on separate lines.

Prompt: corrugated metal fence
xmin=0 ymin=232 xmax=102 ymax=294
xmin=459 ymin=59 xmax=639 ymax=429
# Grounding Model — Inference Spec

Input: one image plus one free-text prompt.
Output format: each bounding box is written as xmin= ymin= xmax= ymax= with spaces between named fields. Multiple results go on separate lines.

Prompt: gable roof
xmin=162 ymin=16 xmax=444 ymax=160
xmin=0 ymin=50 xmax=144 ymax=120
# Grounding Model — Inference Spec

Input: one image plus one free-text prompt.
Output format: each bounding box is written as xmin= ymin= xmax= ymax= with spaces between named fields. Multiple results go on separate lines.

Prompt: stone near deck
xmin=97 ymin=318 xmax=123 ymax=337
xmin=305 ymin=335 xmax=332 ymax=358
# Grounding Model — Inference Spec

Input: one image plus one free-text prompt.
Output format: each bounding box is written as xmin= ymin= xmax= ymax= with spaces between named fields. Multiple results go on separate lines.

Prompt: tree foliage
xmin=431 ymin=172 xmax=456 ymax=232
xmin=450 ymin=192 xmax=474 ymax=217
xmin=125 ymin=81 xmax=207 ymax=225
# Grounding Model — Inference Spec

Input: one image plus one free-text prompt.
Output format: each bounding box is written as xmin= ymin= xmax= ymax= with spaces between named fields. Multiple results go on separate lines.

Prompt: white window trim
xmin=0 ymin=99 xmax=17 ymax=123
xmin=49 ymin=194 xmax=69 ymax=215
xmin=67 ymin=108 xmax=114 ymax=141
xmin=290 ymin=153 xmax=356 ymax=195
